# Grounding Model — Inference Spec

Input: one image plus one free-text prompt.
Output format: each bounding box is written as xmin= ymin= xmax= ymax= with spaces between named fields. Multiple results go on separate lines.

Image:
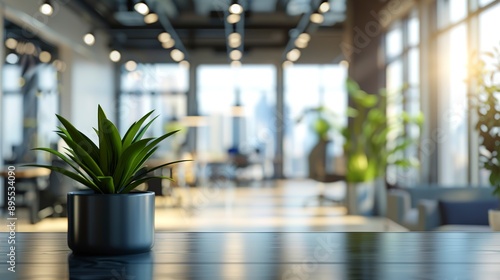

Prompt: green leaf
xmin=122 ymin=110 xmax=155 ymax=149
xmin=97 ymin=176 xmax=115 ymax=194
xmin=120 ymin=176 xmax=168 ymax=194
xmin=112 ymin=138 xmax=154 ymax=189
xmin=22 ymin=164 xmax=101 ymax=193
xmin=133 ymin=115 xmax=159 ymax=143
xmin=56 ymin=114 xmax=99 ymax=162
xmin=58 ymin=133 xmax=104 ymax=177
xmin=31 ymin=147 xmax=92 ymax=181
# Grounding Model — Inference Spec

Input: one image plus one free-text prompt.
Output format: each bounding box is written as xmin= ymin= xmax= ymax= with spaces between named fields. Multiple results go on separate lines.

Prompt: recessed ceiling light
xmin=282 ymin=61 xmax=293 ymax=68
xmin=39 ymin=1 xmax=53 ymax=16
xmin=231 ymin=60 xmax=242 ymax=67
xmin=83 ymin=32 xmax=95 ymax=46
xmin=39 ymin=51 xmax=52 ymax=63
xmin=228 ymin=32 xmax=241 ymax=48
xmin=144 ymin=13 xmax=158 ymax=24
xmin=310 ymin=13 xmax=324 ymax=24
xmin=5 ymin=38 xmax=18 ymax=50
xmin=125 ymin=60 xmax=137 ymax=71
xmin=109 ymin=50 xmax=121 ymax=62
xmin=179 ymin=60 xmax=190 ymax=68
xmin=158 ymin=32 xmax=171 ymax=43
xmin=170 ymin=49 xmax=185 ymax=62
xmin=286 ymin=49 xmax=301 ymax=62
xmin=319 ymin=2 xmax=330 ymax=13
xmin=162 ymin=40 xmax=175 ymax=49
xmin=227 ymin=14 xmax=241 ymax=24
xmin=229 ymin=49 xmax=242 ymax=60
xmin=6 ymin=53 xmax=19 ymax=64
xmin=134 ymin=1 xmax=149 ymax=15
xmin=229 ymin=3 xmax=243 ymax=15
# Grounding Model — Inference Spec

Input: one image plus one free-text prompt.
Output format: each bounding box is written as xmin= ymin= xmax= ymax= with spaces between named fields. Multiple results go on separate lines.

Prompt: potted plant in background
xmin=470 ymin=44 xmax=500 ymax=231
xmin=28 ymin=105 xmax=189 ymax=255
xmin=343 ymin=79 xmax=423 ymax=215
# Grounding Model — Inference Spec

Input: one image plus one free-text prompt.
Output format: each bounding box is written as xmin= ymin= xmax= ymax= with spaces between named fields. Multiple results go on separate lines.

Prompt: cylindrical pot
xmin=489 ymin=209 xmax=500 ymax=231
xmin=67 ymin=190 xmax=155 ymax=255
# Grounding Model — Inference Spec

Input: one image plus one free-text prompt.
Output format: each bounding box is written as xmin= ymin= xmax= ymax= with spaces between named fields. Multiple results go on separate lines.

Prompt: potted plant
xmin=343 ymin=79 xmax=423 ymax=215
xmin=27 ymin=105 xmax=189 ymax=255
xmin=470 ymin=45 xmax=500 ymax=231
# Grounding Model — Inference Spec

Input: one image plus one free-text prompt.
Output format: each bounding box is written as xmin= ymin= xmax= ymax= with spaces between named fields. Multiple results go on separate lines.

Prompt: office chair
xmin=304 ymin=139 xmax=345 ymax=206
xmin=146 ymin=167 xmax=182 ymax=207
xmin=37 ymin=159 xmax=77 ymax=219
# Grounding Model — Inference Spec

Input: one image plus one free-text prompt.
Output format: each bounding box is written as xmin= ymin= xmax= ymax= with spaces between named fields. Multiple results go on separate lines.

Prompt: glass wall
xmin=434 ymin=0 xmax=500 ymax=185
xmin=197 ymin=65 xmax=277 ymax=179
xmin=384 ymin=10 xmax=422 ymax=186
xmin=283 ymin=64 xmax=348 ymax=178
xmin=1 ymin=21 xmax=60 ymax=164
xmin=119 ymin=63 xmax=189 ymax=157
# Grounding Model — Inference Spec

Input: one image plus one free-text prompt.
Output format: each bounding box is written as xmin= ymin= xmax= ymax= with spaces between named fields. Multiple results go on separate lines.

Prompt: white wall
xmin=1 ymin=0 xmax=116 ymax=130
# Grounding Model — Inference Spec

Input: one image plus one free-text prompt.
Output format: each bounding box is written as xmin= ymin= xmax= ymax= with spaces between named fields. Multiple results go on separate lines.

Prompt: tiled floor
xmin=1 ymin=179 xmax=407 ymax=232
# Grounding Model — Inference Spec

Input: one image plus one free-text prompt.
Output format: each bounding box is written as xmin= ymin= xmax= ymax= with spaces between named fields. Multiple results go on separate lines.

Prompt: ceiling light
xmin=162 ymin=40 xmax=175 ymax=49
xmin=125 ymin=60 xmax=137 ymax=71
xmin=170 ymin=49 xmax=184 ymax=62
xmin=228 ymin=32 xmax=241 ymax=48
xmin=227 ymin=14 xmax=241 ymax=24
xmin=52 ymin=60 xmax=66 ymax=72
xmin=282 ymin=61 xmax=293 ymax=68
xmin=231 ymin=60 xmax=241 ymax=67
xmin=286 ymin=49 xmax=301 ymax=62
xmin=179 ymin=60 xmax=190 ymax=68
xmin=5 ymin=38 xmax=18 ymax=50
xmin=109 ymin=50 xmax=121 ymax=62
xmin=39 ymin=0 xmax=53 ymax=16
xmin=310 ymin=13 xmax=324 ymax=24
xmin=158 ymin=32 xmax=171 ymax=43
xmin=24 ymin=42 xmax=36 ymax=55
xmin=134 ymin=1 xmax=149 ymax=15
xmin=6 ymin=53 xmax=19 ymax=64
xmin=319 ymin=1 xmax=330 ymax=13
xmin=229 ymin=3 xmax=243 ymax=15
xmin=144 ymin=13 xmax=158 ymax=24
xmin=39 ymin=51 xmax=52 ymax=63
xmin=83 ymin=32 xmax=95 ymax=46
xmin=298 ymin=33 xmax=311 ymax=43
xmin=229 ymin=49 xmax=242 ymax=60
xmin=340 ymin=60 xmax=349 ymax=68
xmin=294 ymin=38 xmax=308 ymax=48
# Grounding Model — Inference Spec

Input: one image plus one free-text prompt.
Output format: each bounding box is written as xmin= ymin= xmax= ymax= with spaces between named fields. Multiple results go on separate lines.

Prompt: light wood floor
xmin=1 ymin=179 xmax=407 ymax=232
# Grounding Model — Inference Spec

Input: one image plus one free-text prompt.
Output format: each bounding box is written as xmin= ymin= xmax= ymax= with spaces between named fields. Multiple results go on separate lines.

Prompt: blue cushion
xmin=438 ymin=199 xmax=499 ymax=225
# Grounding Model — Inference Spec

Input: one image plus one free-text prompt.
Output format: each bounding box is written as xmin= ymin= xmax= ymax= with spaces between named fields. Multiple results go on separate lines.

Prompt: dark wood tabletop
xmin=1 ymin=232 xmax=500 ymax=279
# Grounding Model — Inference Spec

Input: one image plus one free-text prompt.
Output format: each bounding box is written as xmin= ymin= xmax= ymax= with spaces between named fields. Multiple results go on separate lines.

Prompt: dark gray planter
xmin=67 ymin=190 xmax=155 ymax=255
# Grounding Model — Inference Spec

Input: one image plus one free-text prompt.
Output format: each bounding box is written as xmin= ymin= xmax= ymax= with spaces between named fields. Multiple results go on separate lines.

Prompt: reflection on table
xmin=2 ymin=232 xmax=500 ymax=279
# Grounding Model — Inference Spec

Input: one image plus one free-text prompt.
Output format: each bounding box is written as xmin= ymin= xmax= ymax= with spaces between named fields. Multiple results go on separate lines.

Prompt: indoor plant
xmin=28 ymin=105 xmax=189 ymax=255
xmin=343 ymin=79 xmax=423 ymax=215
xmin=470 ymin=45 xmax=500 ymax=231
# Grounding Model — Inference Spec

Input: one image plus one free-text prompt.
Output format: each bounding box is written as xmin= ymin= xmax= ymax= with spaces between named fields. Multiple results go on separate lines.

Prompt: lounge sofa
xmin=387 ymin=185 xmax=498 ymax=231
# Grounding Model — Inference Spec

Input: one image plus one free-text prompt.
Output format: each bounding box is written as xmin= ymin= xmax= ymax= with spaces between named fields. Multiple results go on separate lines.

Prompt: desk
xmin=1 ymin=167 xmax=50 ymax=224
xmin=1 ymin=232 xmax=500 ymax=279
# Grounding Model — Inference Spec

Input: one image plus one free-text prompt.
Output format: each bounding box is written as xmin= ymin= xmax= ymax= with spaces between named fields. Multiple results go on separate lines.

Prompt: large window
xmin=1 ymin=21 xmax=60 ymax=164
xmin=197 ymin=65 xmax=277 ymax=178
xmin=283 ymin=64 xmax=348 ymax=178
xmin=119 ymin=63 xmax=189 ymax=156
xmin=434 ymin=0 xmax=500 ymax=186
xmin=384 ymin=10 xmax=421 ymax=186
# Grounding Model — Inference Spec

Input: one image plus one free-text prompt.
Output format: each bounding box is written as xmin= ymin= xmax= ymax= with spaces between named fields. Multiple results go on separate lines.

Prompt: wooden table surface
xmin=0 ymin=167 xmax=50 ymax=178
xmin=1 ymin=232 xmax=500 ymax=279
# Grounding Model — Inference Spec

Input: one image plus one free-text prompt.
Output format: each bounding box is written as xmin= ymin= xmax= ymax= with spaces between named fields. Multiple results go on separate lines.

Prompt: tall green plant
xmin=27 ymin=105 xmax=190 ymax=194
xmin=344 ymin=79 xmax=423 ymax=183
xmin=471 ymin=45 xmax=500 ymax=196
